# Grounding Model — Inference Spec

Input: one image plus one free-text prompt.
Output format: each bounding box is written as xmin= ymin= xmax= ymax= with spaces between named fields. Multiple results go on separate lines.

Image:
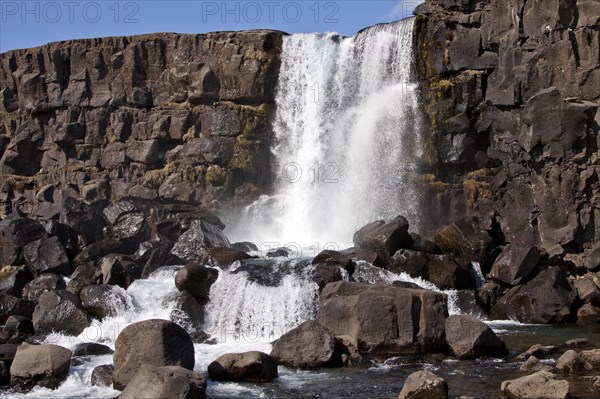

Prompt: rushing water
xmin=229 ymin=18 xmax=422 ymax=247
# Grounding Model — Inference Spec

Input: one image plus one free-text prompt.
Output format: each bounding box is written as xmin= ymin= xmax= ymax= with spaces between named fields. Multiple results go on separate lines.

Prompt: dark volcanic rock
xmin=487 ymin=244 xmax=540 ymax=286
xmin=10 ymin=343 xmax=72 ymax=389
xmin=80 ymin=285 xmax=129 ymax=319
xmin=73 ymin=343 xmax=113 ymax=357
xmin=22 ymin=273 xmax=66 ymax=302
xmin=352 ymin=216 xmax=412 ymax=262
xmin=23 ymin=236 xmax=73 ymax=276
xmin=171 ymin=219 xmax=231 ymax=263
xmin=32 ymin=290 xmax=91 ymax=335
xmin=91 ymin=364 xmax=114 ymax=387
xmin=0 ymin=216 xmax=46 ymax=266
xmin=318 ymin=281 xmax=448 ymax=354
xmin=174 ymin=264 xmax=219 ymax=304
xmin=0 ymin=294 xmax=35 ymax=325
xmin=445 ymin=315 xmax=508 ymax=359
xmin=271 ymin=320 xmax=348 ymax=369
xmin=491 ymin=267 xmax=576 ymax=324
xmin=208 ymin=351 xmax=277 ymax=383
xmin=113 ymin=319 xmax=195 ymax=390
xmin=427 ymin=255 xmax=475 ymax=290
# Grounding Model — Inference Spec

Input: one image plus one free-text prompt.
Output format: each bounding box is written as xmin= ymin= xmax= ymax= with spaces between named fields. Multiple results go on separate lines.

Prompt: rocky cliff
xmin=0 ymin=30 xmax=283 ymax=218
xmin=414 ymin=0 xmax=600 ymax=258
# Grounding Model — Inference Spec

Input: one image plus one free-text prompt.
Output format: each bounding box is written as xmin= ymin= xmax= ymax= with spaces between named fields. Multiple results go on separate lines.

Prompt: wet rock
xmin=520 ymin=356 xmax=553 ymax=372
xmin=577 ymin=304 xmax=600 ymax=325
xmin=271 ymin=320 xmax=349 ymax=369
xmin=121 ymin=364 xmax=206 ymax=399
xmin=73 ymin=343 xmax=113 ymax=357
xmin=555 ymin=350 xmax=592 ymax=372
xmin=580 ymin=349 xmax=600 ymax=369
xmin=0 ymin=294 xmax=35 ymax=325
xmin=208 ymin=247 xmax=253 ymax=265
xmin=319 ymin=281 xmax=448 ymax=355
xmin=32 ymin=290 xmax=91 ymax=336
xmin=22 ymin=273 xmax=66 ymax=302
xmin=445 ymin=315 xmax=508 ymax=359
xmin=491 ymin=267 xmax=576 ymax=324
xmin=74 ymin=239 xmax=123 ymax=266
xmin=0 ymin=266 xmax=33 ymax=297
xmin=10 ymin=343 xmax=72 ymax=389
xmin=174 ymin=264 xmax=218 ymax=304
xmin=311 ymin=250 xmax=354 ymax=291
xmin=487 ymin=244 xmax=540 ymax=286
xmin=171 ymin=219 xmax=230 ymax=263
xmin=266 ymin=247 xmax=289 ymax=257
xmin=339 ymin=247 xmax=385 ymax=268
xmin=167 ymin=291 xmax=205 ymax=330
xmin=91 ymin=364 xmax=113 ymax=387
xmin=500 ymin=371 xmax=570 ymax=399
xmin=140 ymin=248 xmax=183 ymax=278
xmin=475 ymin=281 xmax=504 ymax=311
xmin=0 ymin=215 xmax=47 ymax=266
xmin=23 ymin=236 xmax=73 ymax=276
xmin=574 ymin=277 xmax=600 ymax=307
xmin=516 ymin=344 xmax=560 ymax=361
xmin=353 ymin=216 xmax=412 ymax=262
xmin=231 ymin=242 xmax=258 ymax=253
xmin=427 ymin=255 xmax=475 ymax=289
xmin=113 ymin=319 xmax=194 ymax=390
xmin=433 ymin=218 xmax=496 ymax=270
xmin=66 ymin=263 xmax=100 ymax=295
xmin=98 ymin=255 xmax=134 ymax=289
xmin=80 ymin=285 xmax=129 ymax=319
xmin=398 ymin=370 xmax=448 ymax=399
xmin=208 ymin=351 xmax=277 ymax=383
xmin=389 ymin=249 xmax=429 ymax=278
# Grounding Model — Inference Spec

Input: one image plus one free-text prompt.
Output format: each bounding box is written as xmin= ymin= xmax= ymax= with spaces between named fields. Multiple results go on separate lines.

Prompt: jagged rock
xmin=0 ymin=294 xmax=35 ymax=325
xmin=0 ymin=216 xmax=46 ymax=266
xmin=318 ymin=281 xmax=448 ymax=354
xmin=91 ymin=364 xmax=113 ymax=387
xmin=475 ymin=281 xmax=504 ymax=311
xmin=352 ymin=216 xmax=412 ymax=262
xmin=74 ymin=239 xmax=123 ymax=266
xmin=171 ymin=219 xmax=231 ymax=263
xmin=23 ymin=236 xmax=73 ymax=276
xmin=80 ymin=285 xmax=129 ymax=319
xmin=10 ymin=343 xmax=72 ymax=389
xmin=516 ymin=344 xmax=560 ymax=361
xmin=208 ymin=351 xmax=277 ymax=382
xmin=584 ymin=244 xmax=600 ymax=271
xmin=73 ymin=343 xmax=113 ymax=357
xmin=120 ymin=364 xmax=206 ymax=399
xmin=3 ymin=316 xmax=34 ymax=336
xmin=520 ymin=356 xmax=553 ymax=372
xmin=98 ymin=255 xmax=134 ymax=289
xmin=487 ymin=244 xmax=540 ymax=286
xmin=445 ymin=315 xmax=508 ymax=359
xmin=174 ymin=264 xmax=218 ymax=304
xmin=389 ymin=249 xmax=429 ymax=278
xmin=22 ymin=273 xmax=66 ymax=302
xmin=427 ymin=255 xmax=475 ymax=289
xmin=580 ymin=349 xmax=600 ymax=369
xmin=32 ymin=290 xmax=91 ymax=336
xmin=140 ymin=248 xmax=183 ymax=278
xmin=491 ymin=267 xmax=576 ymax=324
xmin=500 ymin=371 xmax=570 ymax=399
xmin=577 ymin=304 xmax=600 ymax=325
xmin=0 ymin=266 xmax=33 ymax=297
xmin=271 ymin=320 xmax=349 ymax=369
xmin=340 ymin=247 xmax=385 ymax=268
xmin=574 ymin=277 xmax=600 ymax=306
xmin=555 ymin=350 xmax=592 ymax=372
xmin=398 ymin=370 xmax=448 ymax=399
xmin=66 ymin=263 xmax=100 ymax=295
xmin=113 ymin=319 xmax=194 ymax=390
xmin=311 ymin=250 xmax=354 ymax=291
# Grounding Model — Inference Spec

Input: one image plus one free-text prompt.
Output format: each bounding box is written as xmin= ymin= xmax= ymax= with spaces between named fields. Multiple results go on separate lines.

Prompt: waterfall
xmin=230 ymin=18 xmax=422 ymax=247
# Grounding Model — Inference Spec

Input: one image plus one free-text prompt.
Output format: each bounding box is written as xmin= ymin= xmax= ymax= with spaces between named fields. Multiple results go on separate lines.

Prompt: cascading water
xmin=230 ymin=18 xmax=422 ymax=247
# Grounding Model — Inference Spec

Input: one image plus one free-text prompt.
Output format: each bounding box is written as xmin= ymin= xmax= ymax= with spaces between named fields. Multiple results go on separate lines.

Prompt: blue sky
xmin=0 ymin=0 xmax=422 ymax=52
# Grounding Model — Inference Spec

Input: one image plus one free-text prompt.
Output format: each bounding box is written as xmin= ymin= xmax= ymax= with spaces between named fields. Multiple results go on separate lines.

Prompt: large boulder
xmin=490 ymin=267 xmax=576 ymax=323
xmin=318 ymin=282 xmax=448 ymax=354
xmin=389 ymin=249 xmax=429 ymax=279
xmin=555 ymin=350 xmax=592 ymax=372
xmin=311 ymin=250 xmax=354 ymax=292
xmin=0 ymin=215 xmax=46 ymax=266
xmin=66 ymin=263 xmax=101 ymax=295
xmin=120 ymin=364 xmax=206 ymax=399
xmin=10 ymin=343 xmax=72 ymax=389
xmin=352 ymin=216 xmax=412 ymax=262
xmin=487 ymin=244 xmax=540 ymax=286
xmin=574 ymin=277 xmax=600 ymax=306
xmin=171 ymin=219 xmax=231 ymax=263
xmin=445 ymin=315 xmax=508 ymax=359
xmin=398 ymin=370 xmax=448 ymax=399
xmin=426 ymin=255 xmax=475 ymax=289
xmin=500 ymin=371 xmax=570 ymax=399
xmin=21 ymin=273 xmax=66 ymax=302
xmin=174 ymin=264 xmax=219 ymax=304
xmin=113 ymin=319 xmax=194 ymax=390
xmin=270 ymin=320 xmax=348 ymax=368
xmin=207 ymin=351 xmax=277 ymax=382
xmin=23 ymin=236 xmax=73 ymax=276
xmin=32 ymin=290 xmax=91 ymax=335
xmin=80 ymin=285 xmax=129 ymax=319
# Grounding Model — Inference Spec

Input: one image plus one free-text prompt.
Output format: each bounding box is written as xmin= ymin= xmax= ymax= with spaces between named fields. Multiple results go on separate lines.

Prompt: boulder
xmin=207 ymin=351 xmax=277 ymax=382
xmin=389 ymin=249 xmax=429 ymax=278
xmin=99 ymin=255 xmax=135 ymax=288
xmin=32 ymin=290 xmax=91 ymax=336
xmin=140 ymin=248 xmax=184 ymax=278
xmin=67 ymin=263 xmax=101 ymax=295
xmin=0 ymin=215 xmax=46 ymax=266
xmin=80 ymin=284 xmax=129 ymax=319
xmin=516 ymin=344 xmax=560 ymax=361
xmin=73 ymin=342 xmax=113 ymax=357
xmin=500 ymin=371 xmax=570 ymax=399
xmin=352 ymin=216 xmax=412 ymax=262
xmin=577 ymin=304 xmax=600 ymax=325
xmin=318 ymin=281 xmax=448 ymax=354
xmin=3 ymin=315 xmax=34 ymax=336
xmin=475 ymin=281 xmax=504 ymax=311
xmin=231 ymin=241 xmax=259 ymax=253
xmin=444 ymin=315 xmax=508 ymax=359
xmin=0 ymin=265 xmax=33 ymax=297
xmin=427 ymin=255 xmax=475 ymax=289
xmin=564 ymin=338 xmax=589 ymax=348
xmin=120 ymin=364 xmax=206 ymax=399
xmin=208 ymin=247 xmax=253 ymax=265
xmin=487 ymin=244 xmax=540 ymax=286
xmin=555 ymin=350 xmax=592 ymax=372
xmin=73 ymin=239 xmax=123 ymax=266
xmin=339 ymin=247 xmax=385 ymax=268
xmin=167 ymin=291 xmax=205 ymax=330
xmin=91 ymin=364 xmax=113 ymax=387
xmin=584 ymin=244 xmax=600 ymax=271
xmin=171 ymin=219 xmax=230 ymax=263
xmin=0 ymin=294 xmax=35 ymax=325
xmin=271 ymin=320 xmax=348 ymax=368
xmin=174 ymin=264 xmax=219 ymax=304
xmin=409 ymin=233 xmax=442 ymax=254
xmin=113 ymin=319 xmax=194 ymax=390
xmin=433 ymin=217 xmax=496 ymax=270
xmin=23 ymin=236 xmax=73 ymax=277
xmin=574 ymin=277 xmax=600 ymax=306
xmin=593 ymin=375 xmax=600 ymax=393
xmin=398 ymin=370 xmax=448 ymax=399
xmin=311 ymin=250 xmax=353 ymax=291
xmin=22 ymin=273 xmax=66 ymax=302
xmin=520 ymin=356 xmax=553 ymax=372
xmin=10 ymin=343 xmax=71 ymax=389
xmin=580 ymin=349 xmax=600 ymax=369
xmin=0 ymin=343 xmax=20 ymax=364
xmin=490 ymin=267 xmax=576 ymax=323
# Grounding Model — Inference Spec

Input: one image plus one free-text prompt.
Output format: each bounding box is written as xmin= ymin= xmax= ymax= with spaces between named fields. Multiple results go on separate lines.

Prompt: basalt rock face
xmin=414 ymin=0 xmax=600 ymax=259
xmin=0 ymin=30 xmax=283 ymax=217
